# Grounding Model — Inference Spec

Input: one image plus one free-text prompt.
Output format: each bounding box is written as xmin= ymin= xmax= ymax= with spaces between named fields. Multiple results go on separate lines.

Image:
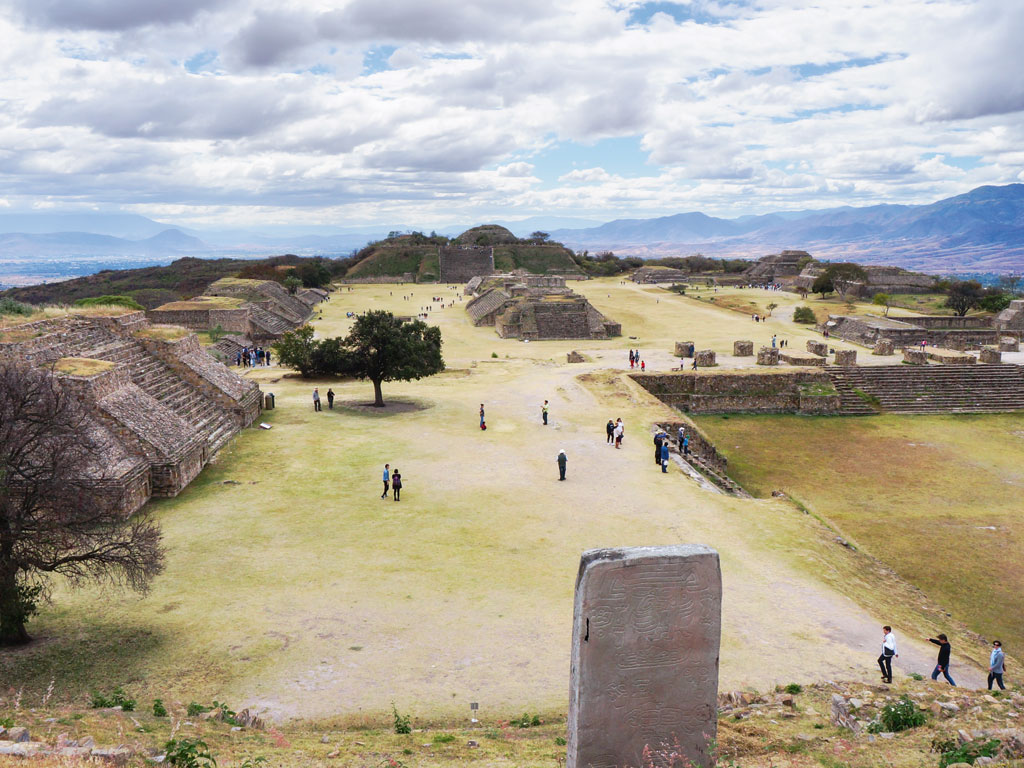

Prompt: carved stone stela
xmin=567 ymin=545 xmax=722 ymax=768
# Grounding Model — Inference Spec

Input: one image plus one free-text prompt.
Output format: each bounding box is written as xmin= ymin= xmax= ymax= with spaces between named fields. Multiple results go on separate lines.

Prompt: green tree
xmin=342 ymin=311 xmax=444 ymax=407
xmin=273 ymin=325 xmax=318 ymax=377
xmin=872 ymin=293 xmax=892 ymax=317
xmin=0 ymin=363 xmax=164 ymax=645
xmin=811 ymin=272 xmax=834 ymax=298
xmin=978 ymin=289 xmax=1011 ymax=313
xmin=766 ymin=302 xmax=778 ymax=317
xmin=998 ymin=274 xmax=1021 ymax=295
xmin=943 ymin=280 xmax=985 ymax=316
xmin=530 ymin=231 xmax=550 ymax=242
xmin=825 ymin=263 xmax=868 ymax=299
xmin=283 ymin=275 xmax=302 ymax=295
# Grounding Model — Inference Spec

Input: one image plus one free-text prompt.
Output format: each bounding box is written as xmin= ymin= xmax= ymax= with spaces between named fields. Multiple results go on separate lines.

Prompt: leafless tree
xmin=0 ymin=362 xmax=164 ymax=645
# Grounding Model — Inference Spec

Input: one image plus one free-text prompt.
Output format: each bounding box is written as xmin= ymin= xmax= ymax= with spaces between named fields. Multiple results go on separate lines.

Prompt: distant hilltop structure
xmin=439 ymin=245 xmax=495 ymax=284
xmin=742 ymin=250 xmax=812 ymax=283
xmin=795 ymin=263 xmax=936 ymax=298
xmin=465 ymin=273 xmax=620 ymax=340
xmin=0 ymin=309 xmax=261 ymax=516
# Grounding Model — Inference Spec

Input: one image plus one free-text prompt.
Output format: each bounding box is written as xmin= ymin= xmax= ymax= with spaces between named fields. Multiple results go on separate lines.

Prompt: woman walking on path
xmin=878 ymin=625 xmax=898 ymax=683
xmin=989 ymin=641 xmax=1006 ymax=690
xmin=927 ymin=634 xmax=956 ymax=686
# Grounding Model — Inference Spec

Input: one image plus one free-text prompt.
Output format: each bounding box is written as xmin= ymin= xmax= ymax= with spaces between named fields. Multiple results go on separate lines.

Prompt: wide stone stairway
xmin=826 ymin=364 xmax=1024 ymax=414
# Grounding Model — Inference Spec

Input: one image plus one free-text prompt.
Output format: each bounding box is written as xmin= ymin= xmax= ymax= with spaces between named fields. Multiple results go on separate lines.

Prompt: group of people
xmin=877 ymin=626 xmax=1007 ymax=689
xmin=628 ymin=349 xmax=645 ymax=371
xmin=770 ymin=335 xmax=789 ymax=348
xmin=605 ymin=418 xmax=625 ymax=448
xmin=380 ymin=463 xmax=403 ymax=501
xmin=652 ymin=427 xmax=690 ymax=472
xmin=311 ymin=387 xmax=336 ymax=411
xmin=235 ymin=345 xmax=271 ymax=368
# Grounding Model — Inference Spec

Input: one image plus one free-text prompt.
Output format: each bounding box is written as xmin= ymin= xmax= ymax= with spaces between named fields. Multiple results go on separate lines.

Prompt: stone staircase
xmin=249 ymin=306 xmax=296 ymax=337
xmin=826 ymin=365 xmax=1024 ymax=414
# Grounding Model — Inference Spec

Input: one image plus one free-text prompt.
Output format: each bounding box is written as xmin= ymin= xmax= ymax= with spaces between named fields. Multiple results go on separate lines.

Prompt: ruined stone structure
xmin=465 ymin=275 xmax=620 ymax=340
xmin=903 ymin=349 xmax=927 ymax=365
xmin=795 ymin=264 xmax=935 ymax=298
xmin=632 ymin=370 xmax=839 ymax=414
xmin=996 ymin=299 xmax=1024 ymax=333
xmin=567 ymin=350 xmax=586 ymax=363
xmin=980 ymin=348 xmax=1003 ymax=364
xmin=826 ymin=314 xmax=999 ymax=350
xmin=0 ymin=311 xmax=261 ymax=515
xmin=927 ymin=347 xmax=975 ymax=365
xmin=873 ymin=339 xmax=895 ymax=355
xmin=733 ymin=340 xmax=753 ymax=356
xmin=757 ymin=347 xmax=780 ymax=365
xmin=834 ymin=349 xmax=857 ymax=366
xmin=1001 ymin=337 xmax=1020 ymax=352
xmin=631 ymin=266 xmax=690 ymax=283
xmin=806 ymin=340 xmax=828 ymax=356
xmin=781 ymin=351 xmax=826 ymax=366
xmin=148 ymin=278 xmax=324 ymax=360
xmin=438 ymin=245 xmax=495 ymax=283
xmin=675 ymin=341 xmax=696 ymax=357
xmin=694 ymin=349 xmax=716 ymax=366
xmin=743 ymin=250 xmax=810 ymax=283
xmin=567 ymin=546 xmax=721 ymax=768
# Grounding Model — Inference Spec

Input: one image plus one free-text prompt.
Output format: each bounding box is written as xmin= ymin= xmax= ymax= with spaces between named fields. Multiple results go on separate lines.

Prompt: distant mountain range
xmin=2 ymin=185 xmax=1023 ymax=287
xmin=550 ymin=184 xmax=1024 ymax=273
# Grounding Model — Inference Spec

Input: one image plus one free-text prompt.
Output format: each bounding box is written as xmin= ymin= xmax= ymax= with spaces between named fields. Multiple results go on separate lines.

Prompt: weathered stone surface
xmin=568 ymin=546 xmax=721 ymax=768
xmin=806 ymin=340 xmax=828 ymax=356
xmin=567 ymin=350 xmax=586 ymax=363
xmin=6 ymin=727 xmax=28 ymax=743
xmin=999 ymin=336 xmax=1020 ymax=352
xmin=833 ymin=349 xmax=857 ymax=366
xmin=873 ymin=339 xmax=895 ymax=355
xmin=980 ymin=348 xmax=1002 ymax=364
xmin=694 ymin=349 xmax=717 ymax=367
xmin=903 ymin=348 xmax=928 ymax=365
xmin=757 ymin=347 xmax=780 ymax=365
xmin=781 ymin=351 xmax=826 ymax=367
xmin=733 ymin=340 xmax=754 ymax=356
xmin=830 ymin=694 xmax=861 ymax=732
xmin=927 ymin=347 xmax=976 ymax=365
xmin=675 ymin=341 xmax=695 ymax=358
xmin=235 ymin=708 xmax=265 ymax=730
xmin=91 ymin=746 xmax=135 ymax=764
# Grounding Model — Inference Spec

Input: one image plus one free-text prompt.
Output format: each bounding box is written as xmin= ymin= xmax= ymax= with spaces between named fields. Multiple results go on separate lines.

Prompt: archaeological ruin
xmin=823 ymin=313 xmax=1004 ymax=349
xmin=795 ymin=264 xmax=936 ymax=298
xmin=465 ymin=274 xmax=621 ymax=340
xmin=742 ymin=250 xmax=811 ymax=283
xmin=568 ymin=545 xmax=722 ymax=768
xmin=438 ymin=245 xmax=495 ymax=283
xmin=0 ymin=310 xmax=262 ymax=516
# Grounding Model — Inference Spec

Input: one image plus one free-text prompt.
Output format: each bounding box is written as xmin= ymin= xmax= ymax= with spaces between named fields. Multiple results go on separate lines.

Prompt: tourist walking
xmin=392 ymin=469 xmax=402 ymax=501
xmin=660 ymin=441 xmax=670 ymax=473
xmin=479 ymin=403 xmax=486 ymax=430
xmin=640 ymin=360 xmax=645 ymax=372
xmin=606 ymin=419 xmax=615 ymax=444
xmin=989 ymin=641 xmax=1006 ymax=690
xmin=928 ymin=634 xmax=956 ymax=686
xmin=629 ymin=349 xmax=635 ymax=368
xmin=327 ymin=388 xmax=335 ymax=409
xmin=677 ymin=425 xmax=685 ymax=451
xmin=381 ymin=464 xmax=390 ymax=499
xmin=878 ymin=625 xmax=898 ymax=683
xmin=557 ymin=449 xmax=567 ymax=481
xmin=542 ymin=400 xmax=549 ymax=425
xmin=683 ymin=434 xmax=690 ymax=456
xmin=614 ymin=418 xmax=624 ymax=449
xmin=313 ymin=387 xmax=321 ymax=412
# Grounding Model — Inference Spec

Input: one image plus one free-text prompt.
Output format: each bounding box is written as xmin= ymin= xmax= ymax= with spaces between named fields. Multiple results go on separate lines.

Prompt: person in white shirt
xmin=878 ymin=625 xmax=898 ymax=683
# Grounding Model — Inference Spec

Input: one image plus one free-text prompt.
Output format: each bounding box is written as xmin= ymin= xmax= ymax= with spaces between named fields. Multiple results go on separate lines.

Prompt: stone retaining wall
xmin=903 ymin=349 xmax=928 ymax=365
xmin=632 ymin=370 xmax=838 ymax=414
xmin=980 ymin=348 xmax=1002 ymax=364
xmin=927 ymin=347 xmax=976 ymax=365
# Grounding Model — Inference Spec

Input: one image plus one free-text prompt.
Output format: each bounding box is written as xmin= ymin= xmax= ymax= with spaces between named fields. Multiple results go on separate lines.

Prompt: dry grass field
xmin=0 ymin=278 xmax=1006 ymax=733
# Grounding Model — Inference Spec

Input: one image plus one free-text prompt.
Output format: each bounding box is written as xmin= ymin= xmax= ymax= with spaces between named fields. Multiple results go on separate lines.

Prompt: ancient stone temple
xmin=0 ymin=310 xmax=262 ymax=516
xmin=438 ymin=245 xmax=495 ymax=283
xmin=743 ymin=250 xmax=810 ymax=282
xmin=568 ymin=546 xmax=722 ymax=768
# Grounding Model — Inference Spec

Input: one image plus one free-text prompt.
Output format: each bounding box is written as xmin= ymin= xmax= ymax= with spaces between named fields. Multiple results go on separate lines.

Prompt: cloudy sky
xmin=1 ymin=0 xmax=1022 ymax=228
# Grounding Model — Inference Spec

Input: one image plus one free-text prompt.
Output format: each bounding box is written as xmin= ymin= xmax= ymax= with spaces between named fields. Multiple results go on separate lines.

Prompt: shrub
xmin=209 ymin=324 xmax=226 ymax=343
xmin=90 ymin=686 xmax=136 ymax=711
xmin=491 ymin=352 xmax=498 ymax=358
xmin=939 ymin=738 xmax=1001 ymax=767
xmin=869 ymin=695 xmax=927 ymax=733
xmin=510 ymin=713 xmax=542 ymax=728
xmin=554 ymin=736 xmax=567 ymax=746
xmin=392 ymin=702 xmax=411 ymax=734
xmin=784 ymin=683 xmax=803 ymax=695
xmin=793 ymin=306 xmax=816 ymax=324
xmin=431 ymin=733 xmax=456 ymax=743
xmin=908 ymin=672 xmax=924 ymax=681
xmin=186 ymin=701 xmax=210 ymax=717
xmin=153 ymin=699 xmax=168 ymax=717
xmin=165 ymin=738 xmax=217 ymax=768
xmin=0 ymin=297 xmax=33 ymax=316
xmin=74 ymin=295 xmax=144 ymax=310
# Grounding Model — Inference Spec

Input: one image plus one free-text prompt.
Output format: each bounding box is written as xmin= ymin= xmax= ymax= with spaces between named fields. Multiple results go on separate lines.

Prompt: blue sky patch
xmin=527 ymin=137 xmax=655 ymax=185
xmin=185 ymin=50 xmax=218 ymax=74
xmin=363 ymin=45 xmax=398 ymax=75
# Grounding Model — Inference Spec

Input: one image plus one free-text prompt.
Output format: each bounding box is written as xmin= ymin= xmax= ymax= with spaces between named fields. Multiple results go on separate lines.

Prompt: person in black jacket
xmin=392 ymin=469 xmax=402 ymax=501
xmin=928 ymin=633 xmax=956 ymax=686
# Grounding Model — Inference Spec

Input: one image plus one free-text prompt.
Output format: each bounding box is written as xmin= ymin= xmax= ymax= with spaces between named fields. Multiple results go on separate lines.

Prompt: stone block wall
xmin=833 ymin=349 xmax=857 ymax=366
xmin=656 ymin=420 xmax=728 ymax=474
xmin=694 ymin=349 xmax=716 ymax=366
xmin=927 ymin=348 xmax=976 ymax=365
xmin=439 ymin=246 xmax=495 ymax=283
xmin=903 ymin=349 xmax=928 ymax=365
xmin=633 ymin=369 xmax=833 ymax=413
xmin=980 ymin=348 xmax=1002 ymax=364
xmin=1000 ymin=337 xmax=1020 ymax=352
xmin=781 ymin=351 xmax=826 ymax=367
xmin=807 ymin=340 xmax=828 ymax=356
xmin=873 ymin=339 xmax=895 ymax=355
xmin=757 ymin=347 xmax=779 ymax=365
xmin=675 ymin=341 xmax=695 ymax=357
xmin=733 ymin=340 xmax=753 ymax=356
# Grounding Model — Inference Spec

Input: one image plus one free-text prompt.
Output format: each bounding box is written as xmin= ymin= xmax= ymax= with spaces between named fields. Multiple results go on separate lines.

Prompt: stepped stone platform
xmin=826 ymin=314 xmax=998 ymax=349
xmin=781 ymin=351 xmax=826 ymax=366
xmin=0 ymin=311 xmax=261 ymax=516
xmin=927 ymin=347 xmax=975 ymax=365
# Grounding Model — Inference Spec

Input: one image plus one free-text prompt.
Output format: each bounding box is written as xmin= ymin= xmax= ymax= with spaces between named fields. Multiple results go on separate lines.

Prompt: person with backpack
xmin=392 ymin=469 xmax=402 ymax=501
xmin=606 ymin=419 xmax=615 ymax=445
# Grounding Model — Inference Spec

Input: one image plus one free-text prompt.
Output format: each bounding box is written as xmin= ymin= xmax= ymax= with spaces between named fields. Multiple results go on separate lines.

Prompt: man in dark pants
xmin=928 ymin=633 xmax=956 ymax=686
xmin=392 ymin=469 xmax=402 ymax=501
xmin=654 ymin=432 xmax=664 ymax=465
xmin=989 ymin=641 xmax=1006 ymax=690
xmin=606 ymin=419 xmax=615 ymax=444
xmin=557 ymin=449 xmax=567 ymax=480
xmin=381 ymin=464 xmax=390 ymax=499
xmin=542 ymin=400 xmax=549 ymax=425
xmin=327 ymin=388 xmax=335 ymax=409
xmin=878 ymin=625 xmax=898 ymax=683
xmin=313 ymin=387 xmax=321 ymax=412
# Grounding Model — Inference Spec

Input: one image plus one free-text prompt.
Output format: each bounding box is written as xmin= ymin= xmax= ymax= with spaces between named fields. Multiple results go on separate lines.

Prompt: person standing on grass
xmin=327 ymin=388 xmax=335 ymax=409
xmin=557 ymin=449 xmax=567 ymax=481
xmin=660 ymin=440 xmax=670 ymax=473
xmin=606 ymin=419 xmax=615 ymax=444
xmin=614 ymin=418 xmax=624 ymax=449
xmin=878 ymin=625 xmax=898 ymax=683
xmin=381 ymin=464 xmax=390 ymax=499
xmin=989 ymin=641 xmax=1006 ymax=690
xmin=313 ymin=387 xmax=321 ymax=412
xmin=392 ymin=469 xmax=402 ymax=501
xmin=928 ymin=634 xmax=956 ymax=686
xmin=542 ymin=400 xmax=549 ymax=425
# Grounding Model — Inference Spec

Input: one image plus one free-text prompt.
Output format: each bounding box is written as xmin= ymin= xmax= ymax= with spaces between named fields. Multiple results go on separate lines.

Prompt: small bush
xmin=432 ymin=733 xmax=456 ymax=743
xmin=0 ymin=297 xmax=33 ymax=316
xmin=392 ymin=702 xmax=411 ymax=734
xmin=209 ymin=324 xmax=226 ymax=343
xmin=784 ymin=683 xmax=803 ymax=695
xmin=186 ymin=702 xmax=210 ymax=717
xmin=793 ymin=306 xmax=817 ymax=324
xmin=939 ymin=738 xmax=1001 ymax=767
xmin=870 ymin=695 xmax=927 ymax=733
xmin=555 ymin=736 xmax=567 ymax=746
xmin=908 ymin=672 xmax=924 ymax=681
xmin=90 ymin=686 xmax=136 ymax=711
xmin=165 ymin=738 xmax=217 ymax=768
xmin=510 ymin=713 xmax=542 ymax=728
xmin=0 ymin=717 xmax=15 ymax=728
xmin=491 ymin=352 xmax=498 ymax=358
xmin=153 ymin=699 xmax=168 ymax=717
